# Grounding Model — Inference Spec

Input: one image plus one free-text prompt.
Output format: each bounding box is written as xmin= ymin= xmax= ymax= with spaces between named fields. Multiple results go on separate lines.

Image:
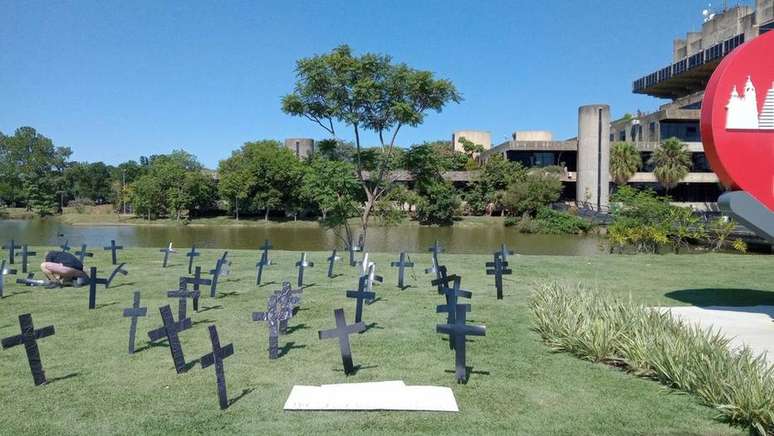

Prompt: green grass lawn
xmin=1 ymin=248 xmax=772 ymax=435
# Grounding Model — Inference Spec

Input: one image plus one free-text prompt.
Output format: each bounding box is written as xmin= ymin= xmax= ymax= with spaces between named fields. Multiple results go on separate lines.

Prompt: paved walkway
xmin=659 ymin=305 xmax=774 ymax=365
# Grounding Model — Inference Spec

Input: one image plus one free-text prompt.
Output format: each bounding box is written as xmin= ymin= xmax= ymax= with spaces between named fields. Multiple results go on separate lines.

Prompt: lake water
xmin=0 ymin=219 xmax=605 ymax=255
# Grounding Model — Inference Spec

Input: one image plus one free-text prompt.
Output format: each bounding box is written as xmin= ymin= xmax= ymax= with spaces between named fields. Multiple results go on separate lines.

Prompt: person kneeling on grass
xmin=40 ymin=250 xmax=88 ymax=288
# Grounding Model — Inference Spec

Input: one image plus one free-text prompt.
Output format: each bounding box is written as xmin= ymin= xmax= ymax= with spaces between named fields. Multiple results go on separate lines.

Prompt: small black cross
xmin=103 ymin=240 xmax=124 ymax=265
xmin=436 ymin=277 xmax=473 ymax=350
xmin=2 ymin=240 xmax=21 ymax=264
xmin=295 ymin=252 xmax=314 ymax=287
xmin=390 ymin=251 xmax=414 ymax=289
xmin=431 ymin=265 xmax=459 ymax=295
xmin=485 ymin=253 xmax=512 ymax=300
xmin=436 ymin=305 xmax=486 ymax=383
xmin=201 ymin=325 xmax=235 ymax=410
xmin=252 ymin=294 xmax=292 ymax=359
xmin=326 ymin=249 xmax=341 ymax=278
xmin=319 ymin=308 xmax=365 ymax=375
xmin=0 ymin=260 xmax=18 ymax=298
xmin=255 ymin=250 xmax=271 ymax=285
xmin=186 ymin=245 xmax=200 ymax=274
xmin=272 ymin=281 xmax=302 ymax=335
xmin=346 ymin=275 xmax=375 ymax=324
xmin=75 ymin=244 xmax=94 ymax=264
xmin=167 ymin=286 xmax=199 ymax=320
xmin=496 ymin=243 xmax=514 ymax=263
xmin=1 ymin=313 xmax=56 ymax=386
xmin=18 ymin=245 xmax=36 ymax=274
xmin=159 ymin=242 xmax=176 ymax=268
xmin=180 ymin=266 xmax=210 ymax=308
xmin=86 ymin=267 xmax=109 ymax=309
xmin=60 ymin=240 xmax=71 ymax=252
xmin=106 ymin=263 xmax=129 ymax=288
xmin=208 ymin=253 xmax=229 ymax=298
xmin=147 ymin=305 xmax=192 ymax=374
xmin=122 ymin=291 xmax=147 ymax=354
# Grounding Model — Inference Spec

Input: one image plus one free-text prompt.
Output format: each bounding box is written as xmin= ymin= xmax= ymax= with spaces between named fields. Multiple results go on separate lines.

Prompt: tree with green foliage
xmin=466 ymin=155 xmax=524 ymax=215
xmin=301 ymin=157 xmax=362 ymax=243
xmin=64 ymin=161 xmax=115 ymax=204
xmin=458 ymin=136 xmax=484 ymax=170
xmin=501 ymin=166 xmax=563 ymax=217
xmin=282 ymin=45 xmax=461 ymax=247
xmin=609 ymin=142 xmax=641 ymax=185
xmin=415 ymin=180 xmax=460 ymax=225
xmin=652 ymin=137 xmax=692 ymax=193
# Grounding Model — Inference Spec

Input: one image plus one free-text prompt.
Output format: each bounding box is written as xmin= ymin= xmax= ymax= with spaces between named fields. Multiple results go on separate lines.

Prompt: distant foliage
xmin=515 ymin=208 xmax=592 ymax=235
xmin=415 ymin=180 xmax=460 ymax=225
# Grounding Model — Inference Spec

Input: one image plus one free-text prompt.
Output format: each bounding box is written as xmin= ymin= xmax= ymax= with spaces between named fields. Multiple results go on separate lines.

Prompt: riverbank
xmin=0 ymin=248 xmax=769 ymax=434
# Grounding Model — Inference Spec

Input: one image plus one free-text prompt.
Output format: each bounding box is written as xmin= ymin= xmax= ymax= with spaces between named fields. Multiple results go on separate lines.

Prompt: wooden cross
xmin=167 ymin=287 xmax=199 ymax=320
xmin=436 ymin=305 xmax=486 ymax=383
xmin=103 ymin=240 xmax=124 ymax=265
xmin=326 ymin=249 xmax=341 ymax=278
xmin=122 ymin=291 xmax=147 ymax=354
xmin=272 ymin=281 xmax=302 ymax=334
xmin=436 ymin=278 xmax=473 ymax=350
xmin=75 ymin=244 xmax=94 ymax=264
xmin=485 ymin=253 xmax=512 ymax=300
xmin=2 ymin=240 xmax=21 ymax=264
xmin=180 ymin=266 xmax=211 ymax=309
xmin=346 ymin=275 xmax=375 ymax=324
xmin=19 ymin=245 xmax=36 ymax=274
xmin=0 ymin=260 xmax=17 ymax=298
xmin=159 ymin=242 xmax=176 ymax=268
xmin=390 ymin=251 xmax=414 ymax=289
xmin=186 ymin=245 xmax=200 ymax=274
xmin=201 ymin=325 xmax=235 ymax=410
xmin=87 ymin=267 xmax=109 ymax=309
xmin=295 ymin=252 xmax=314 ymax=288
xmin=147 ymin=305 xmax=192 ymax=374
xmin=318 ymin=308 xmax=365 ymax=375
xmin=496 ymin=243 xmax=514 ymax=263
xmin=252 ymin=294 xmax=292 ymax=359
xmin=106 ymin=263 xmax=128 ymax=288
xmin=1 ymin=313 xmax=55 ymax=385
xmin=60 ymin=240 xmax=71 ymax=252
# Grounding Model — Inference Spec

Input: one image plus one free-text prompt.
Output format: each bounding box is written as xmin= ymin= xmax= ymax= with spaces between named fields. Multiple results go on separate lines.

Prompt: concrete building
xmin=284 ymin=138 xmax=315 ymax=159
xmin=480 ymin=1 xmax=774 ymax=209
xmin=451 ymin=130 xmax=491 ymax=153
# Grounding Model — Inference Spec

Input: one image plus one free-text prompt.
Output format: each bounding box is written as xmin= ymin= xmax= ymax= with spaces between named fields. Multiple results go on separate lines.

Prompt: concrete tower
xmin=577 ymin=105 xmax=611 ymax=210
xmin=284 ymin=138 xmax=315 ymax=159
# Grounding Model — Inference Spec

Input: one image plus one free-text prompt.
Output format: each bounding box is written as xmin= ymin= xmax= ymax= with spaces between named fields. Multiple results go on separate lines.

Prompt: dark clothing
xmin=45 ymin=251 xmax=84 ymax=271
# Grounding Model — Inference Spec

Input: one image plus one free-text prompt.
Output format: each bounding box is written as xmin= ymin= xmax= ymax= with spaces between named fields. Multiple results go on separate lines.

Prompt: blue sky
xmin=0 ymin=0 xmax=742 ymax=168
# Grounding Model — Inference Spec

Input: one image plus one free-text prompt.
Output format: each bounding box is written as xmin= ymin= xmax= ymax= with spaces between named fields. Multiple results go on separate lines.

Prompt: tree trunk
xmin=235 ymin=197 xmax=239 ymax=221
xmin=264 ymin=209 xmax=269 ymax=222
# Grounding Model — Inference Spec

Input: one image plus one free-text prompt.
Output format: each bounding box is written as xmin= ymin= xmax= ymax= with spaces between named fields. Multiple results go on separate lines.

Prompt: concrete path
xmin=659 ymin=305 xmax=774 ymax=365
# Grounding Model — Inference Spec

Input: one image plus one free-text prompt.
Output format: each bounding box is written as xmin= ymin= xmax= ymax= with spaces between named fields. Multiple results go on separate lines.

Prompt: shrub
xmin=529 ymin=282 xmax=774 ymax=435
xmin=414 ymin=180 xmax=460 ymax=225
xmin=68 ymin=197 xmax=95 ymax=214
xmin=532 ymin=207 xmax=592 ymax=234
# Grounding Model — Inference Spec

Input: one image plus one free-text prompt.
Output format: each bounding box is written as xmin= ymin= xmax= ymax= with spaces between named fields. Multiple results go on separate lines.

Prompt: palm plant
xmin=609 ymin=142 xmax=641 ymax=185
xmin=651 ymin=137 xmax=692 ymax=193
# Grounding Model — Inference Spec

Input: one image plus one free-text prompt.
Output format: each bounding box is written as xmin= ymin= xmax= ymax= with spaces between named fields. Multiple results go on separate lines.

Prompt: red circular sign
xmin=701 ymin=30 xmax=774 ymax=212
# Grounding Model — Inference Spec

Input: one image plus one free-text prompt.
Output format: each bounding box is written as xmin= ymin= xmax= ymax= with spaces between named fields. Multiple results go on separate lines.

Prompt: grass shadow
xmin=216 ymin=291 xmax=239 ymax=299
xmin=300 ymin=283 xmax=316 ymax=289
xmin=108 ymin=282 xmax=135 ymax=289
xmin=180 ymin=358 xmax=201 ymax=373
xmin=5 ymin=290 xmax=32 ymax=298
xmin=444 ymin=367 xmax=491 ymax=384
xmin=198 ymin=305 xmax=223 ymax=313
xmin=95 ymin=301 xmax=118 ymax=309
xmin=46 ymin=372 xmax=80 ymax=385
xmin=335 ymin=364 xmax=378 ymax=376
xmin=228 ymin=388 xmax=255 ymax=407
xmin=362 ymin=322 xmax=382 ymax=333
xmin=277 ymin=341 xmax=306 ymax=358
xmin=285 ymin=323 xmax=308 ymax=334
xmin=191 ymin=319 xmax=216 ymax=327
xmin=258 ymin=281 xmax=277 ymax=288
xmin=365 ymin=297 xmax=384 ymax=305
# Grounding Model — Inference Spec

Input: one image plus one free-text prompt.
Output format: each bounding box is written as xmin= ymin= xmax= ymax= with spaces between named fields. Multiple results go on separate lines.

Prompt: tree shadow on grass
xmin=444 ymin=367 xmax=491 ymax=384
xmin=665 ymin=289 xmax=774 ymax=318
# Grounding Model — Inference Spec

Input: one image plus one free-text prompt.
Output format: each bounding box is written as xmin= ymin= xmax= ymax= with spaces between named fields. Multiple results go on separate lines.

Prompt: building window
xmin=610 ymin=133 xmax=614 ymax=142
xmin=619 ymin=131 xmax=626 ymax=141
xmin=649 ymin=122 xmax=656 ymax=141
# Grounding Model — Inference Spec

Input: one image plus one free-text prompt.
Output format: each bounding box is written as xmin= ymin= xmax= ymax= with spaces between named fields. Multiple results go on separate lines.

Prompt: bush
xmin=530 ymin=282 xmax=774 ymax=435
xmin=415 ymin=180 xmax=460 ymax=225
xmin=531 ymin=208 xmax=592 ymax=234
xmin=68 ymin=197 xmax=95 ymax=214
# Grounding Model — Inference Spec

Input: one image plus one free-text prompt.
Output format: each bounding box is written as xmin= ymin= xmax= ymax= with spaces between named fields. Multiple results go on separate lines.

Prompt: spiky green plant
xmin=609 ymin=142 xmax=642 ymax=185
xmin=651 ymin=137 xmax=692 ymax=192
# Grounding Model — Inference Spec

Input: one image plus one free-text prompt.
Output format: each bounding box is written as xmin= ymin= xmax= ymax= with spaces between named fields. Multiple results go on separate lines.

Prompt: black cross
xmin=102 ymin=240 xmax=124 ymax=265
xmin=318 ymin=308 xmax=365 ymax=375
xmin=86 ymin=267 xmax=109 ymax=309
xmin=186 ymin=245 xmax=200 ymax=274
xmin=2 ymin=240 xmax=21 ymax=264
xmin=16 ymin=272 xmax=43 ymax=287
xmin=252 ymin=294 xmax=292 ymax=359
xmin=347 ymin=234 xmax=363 ymax=267
xmin=208 ymin=254 xmax=228 ymax=298
xmin=496 ymin=243 xmax=514 ymax=262
xmin=1 ymin=313 xmax=56 ymax=386
xmin=17 ymin=245 xmax=36 ymax=274
xmin=436 ymin=278 xmax=473 ymax=350
xmin=60 ymin=240 xmax=71 ymax=252
xmin=272 ymin=281 xmax=302 ymax=335
xmin=217 ymin=251 xmax=231 ymax=277
xmin=255 ymin=250 xmax=271 ymax=285
xmin=0 ymin=260 xmax=17 ymax=298
xmin=75 ymin=244 xmax=94 ymax=264
xmin=122 ymin=291 xmax=147 ymax=354
xmin=485 ymin=253 xmax=512 ymax=300
xmin=106 ymin=263 xmax=128 ymax=288
xmin=431 ymin=265 xmax=459 ymax=295
xmin=259 ymin=239 xmax=272 ymax=262
xmin=390 ymin=251 xmax=414 ymax=289
xmin=201 ymin=325 xmax=235 ymax=410
xmin=167 ymin=286 xmax=199 ymax=320
xmin=346 ymin=275 xmax=375 ymax=324
xmin=326 ymin=249 xmax=341 ymax=278
xmin=147 ymin=304 xmax=192 ymax=374
xmin=159 ymin=242 xmax=176 ymax=268
xmin=180 ymin=266 xmax=210 ymax=309
xmin=436 ymin=306 xmax=486 ymax=383
xmin=295 ymin=252 xmax=314 ymax=287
